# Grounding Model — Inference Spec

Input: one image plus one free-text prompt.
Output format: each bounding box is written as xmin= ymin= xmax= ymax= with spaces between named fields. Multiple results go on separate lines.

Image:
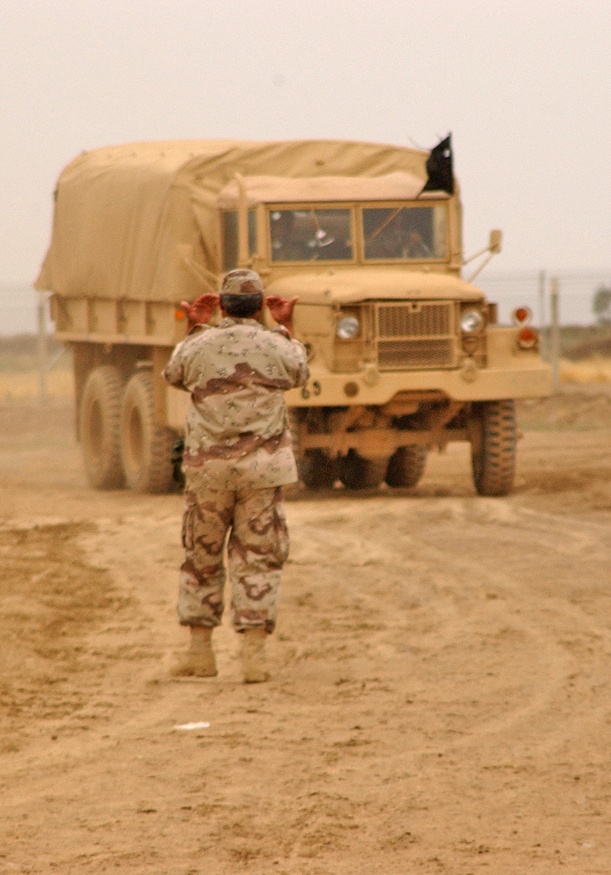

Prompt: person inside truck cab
xmin=404 ymin=229 xmax=432 ymax=257
xmin=365 ymin=209 xmax=433 ymax=260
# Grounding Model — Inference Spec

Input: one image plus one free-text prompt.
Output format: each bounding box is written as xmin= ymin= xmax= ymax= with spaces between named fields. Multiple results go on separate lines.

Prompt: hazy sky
xmin=1 ymin=0 xmax=610 ymax=285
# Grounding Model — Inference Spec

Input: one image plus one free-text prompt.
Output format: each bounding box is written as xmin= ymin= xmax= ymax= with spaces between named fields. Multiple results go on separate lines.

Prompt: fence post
xmin=37 ymin=291 xmax=48 ymax=404
xmin=538 ymin=270 xmax=546 ymax=358
xmin=549 ymin=277 xmax=560 ymax=393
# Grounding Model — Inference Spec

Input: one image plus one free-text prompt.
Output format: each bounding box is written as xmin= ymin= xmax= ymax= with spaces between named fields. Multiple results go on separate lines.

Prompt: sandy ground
xmin=0 ymin=387 xmax=610 ymax=875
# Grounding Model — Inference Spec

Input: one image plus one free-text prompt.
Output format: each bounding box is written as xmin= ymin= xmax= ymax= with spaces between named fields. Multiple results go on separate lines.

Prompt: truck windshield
xmin=269 ymin=208 xmax=353 ymax=262
xmin=362 ymin=205 xmax=446 ymax=261
xmin=266 ymin=203 xmax=447 ymax=263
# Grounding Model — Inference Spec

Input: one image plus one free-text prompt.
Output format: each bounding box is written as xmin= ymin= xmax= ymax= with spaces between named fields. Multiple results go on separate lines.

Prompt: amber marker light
xmin=175 ymin=308 xmax=186 ymax=321
xmin=461 ymin=334 xmax=480 ymax=354
xmin=512 ymin=306 xmax=532 ymax=325
xmin=517 ymin=326 xmax=539 ymax=349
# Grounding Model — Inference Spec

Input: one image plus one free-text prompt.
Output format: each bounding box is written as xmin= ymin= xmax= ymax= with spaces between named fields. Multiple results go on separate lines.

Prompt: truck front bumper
xmin=285 ymin=359 xmax=553 ymax=407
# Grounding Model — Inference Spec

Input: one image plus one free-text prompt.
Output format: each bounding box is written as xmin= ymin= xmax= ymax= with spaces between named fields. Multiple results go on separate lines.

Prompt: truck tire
xmin=300 ymin=450 xmax=338 ymax=490
xmin=339 ymin=450 xmax=387 ymax=490
xmin=470 ymin=399 xmax=516 ymax=496
xmin=120 ymin=370 xmax=176 ymax=493
xmin=288 ymin=410 xmax=337 ymax=489
xmin=386 ymin=445 xmax=427 ymax=489
xmin=79 ymin=365 xmax=125 ymax=489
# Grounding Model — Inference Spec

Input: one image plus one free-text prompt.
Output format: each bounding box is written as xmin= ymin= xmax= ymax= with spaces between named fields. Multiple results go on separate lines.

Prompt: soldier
xmin=163 ymin=269 xmax=309 ymax=682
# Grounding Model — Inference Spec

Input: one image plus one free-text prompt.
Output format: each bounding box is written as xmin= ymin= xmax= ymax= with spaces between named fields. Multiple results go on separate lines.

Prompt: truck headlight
xmin=336 ymin=314 xmax=360 ymax=340
xmin=460 ymin=309 xmax=484 ymax=333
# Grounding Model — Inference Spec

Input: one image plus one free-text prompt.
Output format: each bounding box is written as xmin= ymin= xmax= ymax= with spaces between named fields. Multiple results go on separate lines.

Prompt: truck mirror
xmin=489 ymin=229 xmax=502 ymax=253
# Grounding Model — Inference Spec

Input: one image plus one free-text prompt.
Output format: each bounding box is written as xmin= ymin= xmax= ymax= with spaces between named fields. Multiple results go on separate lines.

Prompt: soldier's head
xmin=219 ymin=269 xmax=264 ymax=318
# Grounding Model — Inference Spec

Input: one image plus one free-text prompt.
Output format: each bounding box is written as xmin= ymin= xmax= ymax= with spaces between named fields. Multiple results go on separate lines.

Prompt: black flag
xmin=421 ymin=134 xmax=454 ymax=195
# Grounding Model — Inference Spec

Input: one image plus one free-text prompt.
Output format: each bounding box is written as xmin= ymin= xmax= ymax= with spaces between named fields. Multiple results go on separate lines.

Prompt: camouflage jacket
xmin=163 ymin=317 xmax=309 ymax=488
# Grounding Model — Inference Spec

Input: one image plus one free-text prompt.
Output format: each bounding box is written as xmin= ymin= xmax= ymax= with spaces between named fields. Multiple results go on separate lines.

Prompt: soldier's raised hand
xmin=180 ymin=294 xmax=220 ymax=329
xmin=266 ymin=295 xmax=298 ymax=327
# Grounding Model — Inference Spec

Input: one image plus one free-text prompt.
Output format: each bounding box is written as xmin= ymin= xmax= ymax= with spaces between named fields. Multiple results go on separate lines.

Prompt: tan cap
xmin=220 ymin=269 xmax=264 ymax=295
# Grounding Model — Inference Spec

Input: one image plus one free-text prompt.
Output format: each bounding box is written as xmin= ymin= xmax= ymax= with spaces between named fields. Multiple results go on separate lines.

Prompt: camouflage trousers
xmin=177 ymin=484 xmax=289 ymax=632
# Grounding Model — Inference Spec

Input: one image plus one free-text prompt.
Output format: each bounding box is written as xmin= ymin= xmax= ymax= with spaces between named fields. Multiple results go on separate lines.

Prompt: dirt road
xmin=1 ymin=388 xmax=610 ymax=874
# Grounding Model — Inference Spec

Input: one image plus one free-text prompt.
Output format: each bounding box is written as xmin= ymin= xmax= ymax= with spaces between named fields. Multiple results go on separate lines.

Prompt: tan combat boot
xmin=241 ymin=627 xmax=269 ymax=683
xmin=173 ymin=626 xmax=217 ymax=677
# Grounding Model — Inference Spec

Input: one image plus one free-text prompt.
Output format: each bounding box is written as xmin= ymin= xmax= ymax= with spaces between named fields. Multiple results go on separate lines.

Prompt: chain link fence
xmin=2 ymin=272 xmax=609 ymax=336
xmin=477 ymin=270 xmax=610 ymax=328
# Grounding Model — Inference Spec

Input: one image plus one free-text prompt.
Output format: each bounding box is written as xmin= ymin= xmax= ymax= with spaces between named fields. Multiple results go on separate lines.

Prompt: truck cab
xmin=213 ymin=172 xmax=550 ymax=493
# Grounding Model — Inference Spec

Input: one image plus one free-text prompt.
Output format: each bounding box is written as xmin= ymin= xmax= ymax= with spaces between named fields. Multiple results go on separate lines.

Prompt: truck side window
xmin=222 ymin=211 xmax=239 ymax=269
xmin=222 ymin=210 xmax=257 ymax=270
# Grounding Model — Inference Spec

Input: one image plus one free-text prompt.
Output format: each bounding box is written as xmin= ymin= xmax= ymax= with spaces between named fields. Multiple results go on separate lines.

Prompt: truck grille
xmin=375 ymin=302 xmax=457 ymax=370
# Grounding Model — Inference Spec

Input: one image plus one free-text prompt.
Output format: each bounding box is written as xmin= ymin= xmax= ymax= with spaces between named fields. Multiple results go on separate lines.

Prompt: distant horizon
xmin=0 ymin=270 xmax=607 ymax=332
xmin=3 ymin=266 xmax=610 ymax=288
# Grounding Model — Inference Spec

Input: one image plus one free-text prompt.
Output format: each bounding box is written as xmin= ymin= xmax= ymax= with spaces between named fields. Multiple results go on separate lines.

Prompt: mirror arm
xmin=466 ymin=252 xmax=495 ymax=283
xmin=462 ymin=244 xmax=492 ymax=267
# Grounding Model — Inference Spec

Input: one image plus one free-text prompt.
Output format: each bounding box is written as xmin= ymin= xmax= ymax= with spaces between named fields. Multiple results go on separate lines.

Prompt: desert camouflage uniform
xmin=163 ymin=316 xmax=309 ymax=632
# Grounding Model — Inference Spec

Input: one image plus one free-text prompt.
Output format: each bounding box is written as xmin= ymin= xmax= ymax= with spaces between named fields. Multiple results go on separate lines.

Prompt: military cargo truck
xmin=36 ymin=138 xmax=551 ymax=495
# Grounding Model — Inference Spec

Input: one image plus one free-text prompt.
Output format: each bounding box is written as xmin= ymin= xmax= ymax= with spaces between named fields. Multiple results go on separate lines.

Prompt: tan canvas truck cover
xmin=36 ymin=138 xmax=433 ymax=301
